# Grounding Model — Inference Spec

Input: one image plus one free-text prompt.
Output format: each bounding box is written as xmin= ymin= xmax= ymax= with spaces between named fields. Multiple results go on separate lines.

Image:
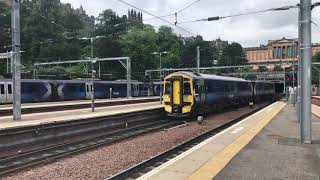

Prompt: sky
xmin=60 ymin=0 xmax=320 ymax=47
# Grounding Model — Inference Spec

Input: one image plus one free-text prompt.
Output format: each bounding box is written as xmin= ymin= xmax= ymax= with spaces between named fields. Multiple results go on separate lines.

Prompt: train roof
xmin=176 ymin=71 xmax=250 ymax=82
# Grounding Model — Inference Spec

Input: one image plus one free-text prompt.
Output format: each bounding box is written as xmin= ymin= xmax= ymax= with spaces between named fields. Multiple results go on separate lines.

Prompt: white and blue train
xmin=0 ymin=79 xmax=161 ymax=104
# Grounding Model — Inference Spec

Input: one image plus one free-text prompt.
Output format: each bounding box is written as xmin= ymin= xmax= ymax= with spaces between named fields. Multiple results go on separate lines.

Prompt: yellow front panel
xmin=173 ymin=80 xmax=181 ymax=105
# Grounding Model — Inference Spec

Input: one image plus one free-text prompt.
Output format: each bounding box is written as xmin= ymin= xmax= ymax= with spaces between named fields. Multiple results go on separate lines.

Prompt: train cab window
xmin=0 ymin=84 xmax=4 ymax=94
xmin=8 ymin=84 xmax=12 ymax=94
xmin=164 ymin=82 xmax=172 ymax=94
xmin=184 ymin=82 xmax=191 ymax=95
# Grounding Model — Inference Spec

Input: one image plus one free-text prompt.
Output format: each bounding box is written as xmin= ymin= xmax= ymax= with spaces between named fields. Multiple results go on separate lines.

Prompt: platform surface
xmin=138 ymin=102 xmax=320 ymax=180
xmin=138 ymin=101 xmax=287 ymax=180
xmin=0 ymin=102 xmax=162 ymax=130
xmin=216 ymin=104 xmax=320 ymax=180
xmin=0 ymin=96 xmax=159 ymax=110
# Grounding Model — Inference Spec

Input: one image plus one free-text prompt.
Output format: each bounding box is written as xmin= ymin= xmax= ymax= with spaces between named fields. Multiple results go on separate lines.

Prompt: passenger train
xmin=162 ymin=71 xmax=275 ymax=117
xmin=0 ymin=79 xmax=161 ymax=104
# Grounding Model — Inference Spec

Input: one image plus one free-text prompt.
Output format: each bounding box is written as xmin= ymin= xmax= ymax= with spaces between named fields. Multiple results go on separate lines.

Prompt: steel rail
xmin=107 ymin=102 xmax=272 ymax=180
xmin=0 ymin=119 xmax=183 ymax=177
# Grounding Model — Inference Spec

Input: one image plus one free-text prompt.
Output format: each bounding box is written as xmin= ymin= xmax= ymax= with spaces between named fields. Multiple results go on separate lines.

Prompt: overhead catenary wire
xmin=115 ymin=0 xmax=196 ymax=36
xmin=176 ymin=4 xmax=299 ymax=25
xmin=144 ymin=0 xmax=201 ymax=21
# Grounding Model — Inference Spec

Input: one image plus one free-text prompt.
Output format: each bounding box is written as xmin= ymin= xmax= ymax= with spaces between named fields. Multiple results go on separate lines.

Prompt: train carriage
xmin=0 ymin=79 xmax=154 ymax=104
xmin=163 ymin=71 xmax=274 ymax=117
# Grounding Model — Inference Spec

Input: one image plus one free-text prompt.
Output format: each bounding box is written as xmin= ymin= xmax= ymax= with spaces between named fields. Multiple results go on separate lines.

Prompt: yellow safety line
xmin=312 ymin=104 xmax=320 ymax=118
xmin=187 ymin=102 xmax=287 ymax=180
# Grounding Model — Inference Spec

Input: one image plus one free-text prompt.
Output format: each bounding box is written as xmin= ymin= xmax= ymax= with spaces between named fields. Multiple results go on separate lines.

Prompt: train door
xmin=6 ymin=82 xmax=13 ymax=103
xmin=85 ymin=83 xmax=92 ymax=99
xmin=200 ymin=79 xmax=205 ymax=104
xmin=172 ymin=77 xmax=182 ymax=106
xmin=133 ymin=84 xmax=139 ymax=97
xmin=0 ymin=82 xmax=6 ymax=103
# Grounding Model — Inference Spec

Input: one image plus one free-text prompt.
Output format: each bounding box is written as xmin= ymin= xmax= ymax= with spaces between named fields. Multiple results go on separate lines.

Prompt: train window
xmin=8 ymin=84 xmax=12 ymax=94
xmin=0 ymin=84 xmax=4 ymax=94
xmin=164 ymin=82 xmax=171 ymax=94
xmin=184 ymin=82 xmax=191 ymax=95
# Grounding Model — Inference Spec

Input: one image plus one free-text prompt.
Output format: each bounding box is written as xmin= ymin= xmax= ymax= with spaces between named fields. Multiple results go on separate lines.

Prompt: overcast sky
xmin=61 ymin=0 xmax=320 ymax=47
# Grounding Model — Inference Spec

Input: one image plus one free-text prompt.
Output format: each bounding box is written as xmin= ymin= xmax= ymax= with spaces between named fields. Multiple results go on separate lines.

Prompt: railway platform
xmin=138 ymin=101 xmax=320 ymax=180
xmin=0 ymin=96 xmax=159 ymax=111
xmin=0 ymin=96 xmax=159 ymax=116
xmin=0 ymin=101 xmax=162 ymax=130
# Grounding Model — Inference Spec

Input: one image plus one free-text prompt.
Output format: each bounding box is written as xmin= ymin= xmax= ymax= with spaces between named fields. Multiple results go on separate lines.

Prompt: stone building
xmin=244 ymin=37 xmax=320 ymax=64
xmin=128 ymin=9 xmax=143 ymax=23
xmin=211 ymin=38 xmax=228 ymax=50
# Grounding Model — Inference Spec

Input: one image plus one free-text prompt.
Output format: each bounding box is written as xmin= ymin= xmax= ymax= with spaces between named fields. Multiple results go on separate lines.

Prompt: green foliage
xmin=181 ymin=36 xmax=217 ymax=68
xmin=312 ymin=52 xmax=320 ymax=83
xmin=0 ymin=1 xmax=248 ymax=80
xmin=257 ymin=66 xmax=268 ymax=72
xmin=120 ymin=26 xmax=158 ymax=79
xmin=156 ymin=26 xmax=183 ymax=68
xmin=273 ymin=65 xmax=283 ymax=71
xmin=219 ymin=42 xmax=247 ymax=66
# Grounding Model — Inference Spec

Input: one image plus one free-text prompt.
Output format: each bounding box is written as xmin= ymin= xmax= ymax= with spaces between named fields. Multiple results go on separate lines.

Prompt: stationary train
xmin=0 ymin=79 xmax=161 ymax=104
xmin=162 ymin=71 xmax=275 ymax=117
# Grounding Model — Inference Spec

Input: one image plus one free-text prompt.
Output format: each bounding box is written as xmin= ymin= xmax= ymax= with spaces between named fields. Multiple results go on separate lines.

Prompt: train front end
xmin=162 ymin=72 xmax=194 ymax=117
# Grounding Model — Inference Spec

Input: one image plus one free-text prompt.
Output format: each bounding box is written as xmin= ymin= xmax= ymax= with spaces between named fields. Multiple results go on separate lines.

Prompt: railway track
xmin=0 ymin=108 xmax=163 ymax=154
xmin=0 ymin=97 xmax=159 ymax=116
xmin=107 ymin=102 xmax=272 ymax=180
xmin=0 ymin=118 xmax=183 ymax=176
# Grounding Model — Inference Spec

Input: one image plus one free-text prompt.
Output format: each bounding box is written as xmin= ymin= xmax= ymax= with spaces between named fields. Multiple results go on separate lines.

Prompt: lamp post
xmin=79 ymin=36 xmax=105 ymax=112
xmin=151 ymin=51 xmax=169 ymax=103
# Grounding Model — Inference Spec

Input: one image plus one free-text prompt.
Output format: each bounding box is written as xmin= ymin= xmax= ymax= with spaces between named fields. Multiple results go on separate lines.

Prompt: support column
xmin=12 ymin=0 xmax=21 ymax=120
xmin=300 ymin=0 xmax=312 ymax=144
xmin=126 ymin=58 xmax=131 ymax=98
xmin=197 ymin=46 xmax=200 ymax=74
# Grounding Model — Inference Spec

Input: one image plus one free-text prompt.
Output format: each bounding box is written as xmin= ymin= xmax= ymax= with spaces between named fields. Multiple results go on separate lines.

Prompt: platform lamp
xmin=151 ymin=51 xmax=169 ymax=103
xmin=79 ymin=36 xmax=105 ymax=112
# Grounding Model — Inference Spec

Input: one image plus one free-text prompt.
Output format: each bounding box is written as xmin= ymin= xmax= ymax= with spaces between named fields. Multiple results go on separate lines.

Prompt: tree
xmin=273 ymin=65 xmax=283 ymax=71
xmin=156 ymin=26 xmax=183 ymax=68
xmin=63 ymin=11 xmax=83 ymax=38
xmin=120 ymin=26 xmax=158 ymax=79
xmin=219 ymin=42 xmax=247 ymax=66
xmin=95 ymin=9 xmax=127 ymax=37
xmin=181 ymin=35 xmax=217 ymax=68
xmin=312 ymin=52 xmax=320 ymax=83
xmin=257 ymin=66 xmax=268 ymax=72
xmin=0 ymin=2 xmax=11 ymax=76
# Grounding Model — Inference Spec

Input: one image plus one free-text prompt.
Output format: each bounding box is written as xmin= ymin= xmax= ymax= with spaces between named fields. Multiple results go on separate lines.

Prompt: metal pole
xmin=91 ymin=38 xmax=95 ymax=112
xmin=284 ymin=68 xmax=286 ymax=95
xmin=33 ymin=68 xmax=35 ymax=80
xmin=197 ymin=46 xmax=200 ymax=74
xmin=12 ymin=0 xmax=21 ymax=120
xmin=126 ymin=57 xmax=131 ymax=98
xmin=6 ymin=50 xmax=9 ymax=74
xmin=293 ymin=58 xmax=296 ymax=107
xmin=159 ymin=53 xmax=162 ymax=103
xmin=98 ymin=61 xmax=101 ymax=79
xmin=297 ymin=6 xmax=302 ymax=123
xmin=300 ymin=0 xmax=312 ymax=144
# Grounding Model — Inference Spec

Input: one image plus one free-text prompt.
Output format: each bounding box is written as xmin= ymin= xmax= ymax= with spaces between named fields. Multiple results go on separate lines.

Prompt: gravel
xmin=3 ymin=104 xmax=265 ymax=180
